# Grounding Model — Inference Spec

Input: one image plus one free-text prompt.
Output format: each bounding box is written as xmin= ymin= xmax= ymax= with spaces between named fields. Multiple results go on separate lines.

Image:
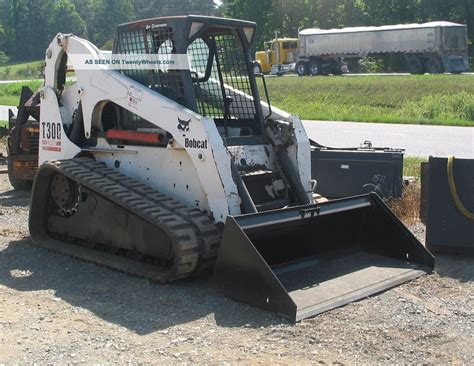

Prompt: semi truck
xmin=254 ymin=21 xmax=469 ymax=76
xmin=254 ymin=37 xmax=299 ymax=75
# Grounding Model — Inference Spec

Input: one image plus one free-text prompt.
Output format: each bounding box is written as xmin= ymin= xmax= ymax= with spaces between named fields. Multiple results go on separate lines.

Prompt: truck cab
xmin=254 ymin=38 xmax=298 ymax=75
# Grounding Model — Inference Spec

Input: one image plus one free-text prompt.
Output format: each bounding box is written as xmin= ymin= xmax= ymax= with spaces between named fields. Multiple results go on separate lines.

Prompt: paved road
xmin=266 ymin=72 xmax=473 ymax=78
xmin=1 ymin=73 xmax=471 ymax=89
xmin=1 ymin=105 xmax=472 ymax=158
xmin=343 ymin=72 xmax=474 ymax=77
xmin=0 ymin=105 xmax=16 ymax=121
xmin=0 ymin=77 xmax=76 ymax=84
xmin=303 ymin=120 xmax=473 ymax=158
xmin=0 ymin=79 xmax=41 ymax=84
xmin=1 ymin=73 xmax=471 ymax=82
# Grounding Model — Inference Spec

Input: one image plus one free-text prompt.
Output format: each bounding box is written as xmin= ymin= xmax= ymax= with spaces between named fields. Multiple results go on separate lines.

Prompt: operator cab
xmin=113 ymin=16 xmax=267 ymax=145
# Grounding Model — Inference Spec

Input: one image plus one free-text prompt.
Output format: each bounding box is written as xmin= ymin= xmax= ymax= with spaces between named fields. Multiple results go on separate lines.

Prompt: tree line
xmin=0 ymin=0 xmax=216 ymax=62
xmin=0 ymin=0 xmax=472 ymax=64
xmin=223 ymin=0 xmax=472 ymax=56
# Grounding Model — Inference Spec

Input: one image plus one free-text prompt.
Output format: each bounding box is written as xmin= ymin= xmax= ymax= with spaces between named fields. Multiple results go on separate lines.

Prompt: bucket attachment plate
xmin=214 ymin=193 xmax=434 ymax=321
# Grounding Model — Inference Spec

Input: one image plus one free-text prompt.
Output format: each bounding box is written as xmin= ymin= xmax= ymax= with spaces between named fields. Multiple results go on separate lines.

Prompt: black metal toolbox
xmin=424 ymin=156 xmax=474 ymax=255
xmin=310 ymin=145 xmax=404 ymax=199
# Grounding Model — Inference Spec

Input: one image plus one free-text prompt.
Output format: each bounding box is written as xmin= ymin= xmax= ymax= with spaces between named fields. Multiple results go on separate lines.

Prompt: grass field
xmin=0 ymin=81 xmax=43 ymax=106
xmin=1 ymin=74 xmax=473 ymax=126
xmin=258 ymin=74 xmax=474 ymax=126
xmin=403 ymin=156 xmax=426 ymax=179
xmin=0 ymin=60 xmax=44 ymax=81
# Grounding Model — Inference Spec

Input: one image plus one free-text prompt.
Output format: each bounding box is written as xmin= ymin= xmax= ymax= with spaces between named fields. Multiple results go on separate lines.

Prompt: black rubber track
xmin=29 ymin=157 xmax=221 ymax=282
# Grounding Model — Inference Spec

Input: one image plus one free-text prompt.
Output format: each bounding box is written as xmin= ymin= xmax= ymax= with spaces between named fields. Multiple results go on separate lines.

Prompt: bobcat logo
xmin=177 ymin=117 xmax=191 ymax=133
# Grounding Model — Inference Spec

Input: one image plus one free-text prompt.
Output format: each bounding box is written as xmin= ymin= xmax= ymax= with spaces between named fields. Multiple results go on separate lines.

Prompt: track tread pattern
xmin=36 ymin=157 xmax=221 ymax=281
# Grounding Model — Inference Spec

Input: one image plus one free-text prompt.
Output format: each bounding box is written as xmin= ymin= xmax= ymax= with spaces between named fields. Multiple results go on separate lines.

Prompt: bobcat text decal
xmin=184 ymin=138 xmax=208 ymax=149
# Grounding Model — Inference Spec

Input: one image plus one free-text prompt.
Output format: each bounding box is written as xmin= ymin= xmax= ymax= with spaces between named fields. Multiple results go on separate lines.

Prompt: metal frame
xmin=39 ymin=16 xmax=313 ymax=223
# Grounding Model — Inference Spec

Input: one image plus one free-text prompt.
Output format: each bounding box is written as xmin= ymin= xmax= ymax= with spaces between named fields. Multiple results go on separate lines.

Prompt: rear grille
xmin=21 ymin=122 xmax=39 ymax=154
xmin=28 ymin=132 xmax=39 ymax=153
xmin=27 ymin=160 xmax=38 ymax=170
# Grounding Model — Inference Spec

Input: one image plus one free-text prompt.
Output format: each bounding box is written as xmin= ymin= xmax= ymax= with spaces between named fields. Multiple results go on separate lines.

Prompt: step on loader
xmin=28 ymin=15 xmax=434 ymax=321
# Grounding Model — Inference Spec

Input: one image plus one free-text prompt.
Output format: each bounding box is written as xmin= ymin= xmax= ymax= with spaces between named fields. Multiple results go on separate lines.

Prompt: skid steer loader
xmin=28 ymin=15 xmax=434 ymax=321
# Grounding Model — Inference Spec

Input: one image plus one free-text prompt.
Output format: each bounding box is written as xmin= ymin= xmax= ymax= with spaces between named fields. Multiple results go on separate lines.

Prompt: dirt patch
xmin=0 ymin=168 xmax=472 ymax=364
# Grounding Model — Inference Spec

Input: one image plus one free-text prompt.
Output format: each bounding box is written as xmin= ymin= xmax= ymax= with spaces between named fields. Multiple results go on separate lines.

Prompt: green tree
xmin=358 ymin=0 xmax=422 ymax=25
xmin=0 ymin=0 xmax=472 ymax=63
xmin=94 ymin=0 xmax=134 ymax=47
xmin=290 ymin=0 xmax=366 ymax=30
xmin=134 ymin=0 xmax=216 ymax=19
xmin=1 ymin=0 xmax=21 ymax=60
xmin=0 ymin=21 xmax=9 ymax=65
xmin=271 ymin=0 xmax=310 ymax=37
xmin=1 ymin=0 xmax=56 ymax=61
xmin=71 ymin=0 xmax=99 ymax=40
xmin=224 ymin=0 xmax=274 ymax=51
xmin=419 ymin=0 xmax=473 ymax=56
xmin=50 ymin=0 xmax=87 ymax=38
xmin=27 ymin=0 xmax=57 ymax=60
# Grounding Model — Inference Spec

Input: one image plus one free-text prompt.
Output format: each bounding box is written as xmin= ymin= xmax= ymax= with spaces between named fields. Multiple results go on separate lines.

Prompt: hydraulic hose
xmin=447 ymin=156 xmax=474 ymax=220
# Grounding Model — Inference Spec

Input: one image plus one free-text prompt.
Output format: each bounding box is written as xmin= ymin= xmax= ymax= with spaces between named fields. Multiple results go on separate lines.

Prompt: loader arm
xmin=41 ymin=33 xmax=241 ymax=221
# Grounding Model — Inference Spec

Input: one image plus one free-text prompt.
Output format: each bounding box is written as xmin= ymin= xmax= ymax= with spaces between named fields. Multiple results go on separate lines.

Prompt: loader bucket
xmin=214 ymin=193 xmax=434 ymax=321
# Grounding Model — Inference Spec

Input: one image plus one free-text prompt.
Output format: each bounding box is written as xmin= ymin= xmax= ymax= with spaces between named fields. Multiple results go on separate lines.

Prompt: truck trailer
xmin=254 ymin=21 xmax=469 ymax=76
xmin=296 ymin=21 xmax=469 ymax=75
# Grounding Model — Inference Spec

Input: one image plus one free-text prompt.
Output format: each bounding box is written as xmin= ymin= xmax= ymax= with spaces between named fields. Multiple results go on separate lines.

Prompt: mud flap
xmin=441 ymin=54 xmax=469 ymax=73
xmin=214 ymin=193 xmax=434 ymax=321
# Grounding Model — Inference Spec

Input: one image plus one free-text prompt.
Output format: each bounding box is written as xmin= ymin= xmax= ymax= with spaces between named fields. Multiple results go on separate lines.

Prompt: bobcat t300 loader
xmin=28 ymin=16 xmax=434 ymax=321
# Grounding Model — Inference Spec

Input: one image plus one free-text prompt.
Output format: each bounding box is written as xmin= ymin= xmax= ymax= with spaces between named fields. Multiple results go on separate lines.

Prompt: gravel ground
xmin=0 ymin=160 xmax=473 ymax=364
